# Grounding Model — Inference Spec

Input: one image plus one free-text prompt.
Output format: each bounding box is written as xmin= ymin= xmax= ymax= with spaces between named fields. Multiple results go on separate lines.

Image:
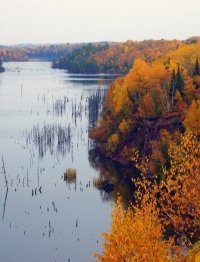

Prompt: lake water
xmin=0 ymin=62 xmax=118 ymax=262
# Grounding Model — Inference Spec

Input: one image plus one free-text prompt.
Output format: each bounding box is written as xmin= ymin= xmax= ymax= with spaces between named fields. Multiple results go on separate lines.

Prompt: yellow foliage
xmin=174 ymin=90 xmax=183 ymax=103
xmin=110 ymin=133 xmax=119 ymax=145
xmin=167 ymin=42 xmax=200 ymax=74
xmin=96 ymin=133 xmax=200 ymax=261
xmin=125 ymin=60 xmax=170 ymax=96
xmin=112 ymin=79 xmax=129 ymax=114
xmin=119 ymin=119 xmax=129 ymax=134
xmin=96 ymin=197 xmax=184 ymax=262
xmin=140 ymin=92 xmax=155 ymax=116
xmin=159 ymin=132 xmax=200 ymax=236
xmin=107 ymin=133 xmax=120 ymax=153
xmin=184 ymin=99 xmax=200 ymax=134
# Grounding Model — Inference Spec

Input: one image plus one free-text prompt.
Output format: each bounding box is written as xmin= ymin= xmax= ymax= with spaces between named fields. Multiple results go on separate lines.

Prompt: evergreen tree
xmin=170 ymin=66 xmax=184 ymax=107
xmin=193 ymin=58 xmax=200 ymax=76
xmin=169 ymin=69 xmax=176 ymax=97
xmin=193 ymin=59 xmax=200 ymax=89
xmin=175 ymin=65 xmax=184 ymax=95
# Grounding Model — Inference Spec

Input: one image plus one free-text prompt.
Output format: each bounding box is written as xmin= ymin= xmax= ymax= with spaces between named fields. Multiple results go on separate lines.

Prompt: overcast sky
xmin=0 ymin=0 xmax=199 ymax=45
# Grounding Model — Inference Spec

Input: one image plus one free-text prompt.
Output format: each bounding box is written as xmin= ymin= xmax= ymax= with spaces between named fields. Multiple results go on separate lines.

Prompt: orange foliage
xmin=193 ymin=75 xmax=200 ymax=89
xmin=184 ymin=100 xmax=200 ymax=134
xmin=96 ymin=133 xmax=200 ymax=261
xmin=92 ymin=39 xmax=182 ymax=73
xmin=107 ymin=133 xmax=120 ymax=153
xmin=159 ymin=133 xmax=200 ymax=237
xmin=135 ymin=133 xmax=200 ymax=242
xmin=96 ymin=197 xmax=185 ymax=262
xmin=119 ymin=119 xmax=130 ymax=135
xmin=90 ymin=41 xmax=200 ymax=160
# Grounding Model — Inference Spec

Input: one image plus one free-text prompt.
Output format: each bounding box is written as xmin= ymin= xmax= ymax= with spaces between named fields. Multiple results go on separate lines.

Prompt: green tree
xmin=170 ymin=66 xmax=184 ymax=106
xmin=175 ymin=65 xmax=184 ymax=95
xmin=193 ymin=58 xmax=200 ymax=76
xmin=169 ymin=68 xmax=176 ymax=98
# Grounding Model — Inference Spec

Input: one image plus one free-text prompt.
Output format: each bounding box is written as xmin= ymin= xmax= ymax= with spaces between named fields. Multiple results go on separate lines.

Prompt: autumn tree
xmin=134 ymin=132 xmax=200 ymax=243
xmin=95 ymin=196 xmax=184 ymax=262
xmin=184 ymin=99 xmax=200 ymax=134
xmin=167 ymin=42 xmax=200 ymax=75
xmin=96 ymin=133 xmax=200 ymax=261
xmin=157 ymin=133 xmax=200 ymax=242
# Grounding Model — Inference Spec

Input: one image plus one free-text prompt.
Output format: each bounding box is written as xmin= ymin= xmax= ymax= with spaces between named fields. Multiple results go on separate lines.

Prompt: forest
xmin=0 ymin=37 xmax=200 ymax=260
xmin=90 ymin=40 xmax=200 ymax=260
xmin=52 ymin=37 xmax=200 ymax=74
xmin=52 ymin=42 xmax=110 ymax=73
xmin=0 ymin=43 xmax=83 ymax=61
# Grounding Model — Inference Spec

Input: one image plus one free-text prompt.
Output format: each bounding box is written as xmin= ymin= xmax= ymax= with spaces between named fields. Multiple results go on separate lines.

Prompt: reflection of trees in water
xmin=65 ymin=74 xmax=117 ymax=86
xmin=89 ymin=149 xmax=135 ymax=205
xmin=53 ymin=96 xmax=85 ymax=120
xmin=88 ymin=89 xmax=106 ymax=127
xmin=1 ymin=157 xmax=8 ymax=221
xmin=25 ymin=89 xmax=106 ymax=160
xmin=53 ymin=96 xmax=68 ymax=116
xmin=52 ymin=89 xmax=106 ymax=128
xmin=26 ymin=124 xmax=71 ymax=158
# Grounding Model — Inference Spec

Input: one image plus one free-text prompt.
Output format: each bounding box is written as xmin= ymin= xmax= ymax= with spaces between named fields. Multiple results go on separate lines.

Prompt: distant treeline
xmin=52 ymin=38 xmax=200 ymax=74
xmin=0 ymin=43 xmax=83 ymax=61
xmin=1 ymin=37 xmax=200 ymax=74
xmin=52 ymin=43 xmax=110 ymax=73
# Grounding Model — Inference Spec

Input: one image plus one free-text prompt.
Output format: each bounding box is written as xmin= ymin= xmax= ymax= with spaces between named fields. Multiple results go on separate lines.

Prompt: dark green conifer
xmin=169 ymin=69 xmax=176 ymax=97
xmin=193 ymin=58 xmax=200 ymax=76
xmin=175 ymin=65 xmax=184 ymax=95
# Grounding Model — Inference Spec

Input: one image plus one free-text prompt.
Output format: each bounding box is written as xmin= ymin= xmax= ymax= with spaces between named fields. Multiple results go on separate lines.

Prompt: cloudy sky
xmin=0 ymin=0 xmax=199 ymax=44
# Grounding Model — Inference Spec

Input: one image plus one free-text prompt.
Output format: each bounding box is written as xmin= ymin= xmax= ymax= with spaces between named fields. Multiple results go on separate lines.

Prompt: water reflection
xmin=25 ymin=123 xmax=72 ymax=158
xmin=0 ymin=61 xmax=120 ymax=262
xmin=65 ymin=73 xmax=119 ymax=86
xmin=88 ymin=89 xmax=106 ymax=127
xmin=1 ymin=157 xmax=9 ymax=221
xmin=89 ymin=149 xmax=136 ymax=206
xmin=23 ymin=89 xmax=106 ymax=160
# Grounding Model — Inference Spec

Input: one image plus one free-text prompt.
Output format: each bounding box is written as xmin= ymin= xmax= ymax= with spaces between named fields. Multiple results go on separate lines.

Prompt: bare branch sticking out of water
xmin=2 ymin=156 xmax=8 ymax=188
xmin=1 ymin=156 xmax=9 ymax=221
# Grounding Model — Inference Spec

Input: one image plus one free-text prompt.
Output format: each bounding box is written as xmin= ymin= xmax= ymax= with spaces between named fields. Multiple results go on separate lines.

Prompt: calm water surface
xmin=0 ymin=62 xmax=117 ymax=262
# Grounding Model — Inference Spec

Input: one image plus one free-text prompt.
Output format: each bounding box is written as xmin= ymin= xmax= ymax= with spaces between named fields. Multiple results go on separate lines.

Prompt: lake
xmin=0 ymin=61 xmax=118 ymax=262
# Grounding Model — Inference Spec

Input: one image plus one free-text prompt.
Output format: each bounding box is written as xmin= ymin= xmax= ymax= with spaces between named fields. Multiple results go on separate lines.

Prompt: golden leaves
xmin=96 ymin=133 xmax=200 ymax=261
xmin=184 ymin=99 xmax=200 ymax=134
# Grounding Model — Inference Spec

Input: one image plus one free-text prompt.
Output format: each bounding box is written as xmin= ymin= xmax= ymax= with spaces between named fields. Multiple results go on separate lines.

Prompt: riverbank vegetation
xmin=0 ymin=43 xmax=83 ymax=61
xmin=52 ymin=37 xmax=200 ymax=74
xmin=90 ymin=41 xmax=200 ymax=167
xmin=52 ymin=43 xmax=109 ymax=73
xmin=91 ymin=40 xmax=200 ymax=260
xmin=52 ymin=39 xmax=183 ymax=74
